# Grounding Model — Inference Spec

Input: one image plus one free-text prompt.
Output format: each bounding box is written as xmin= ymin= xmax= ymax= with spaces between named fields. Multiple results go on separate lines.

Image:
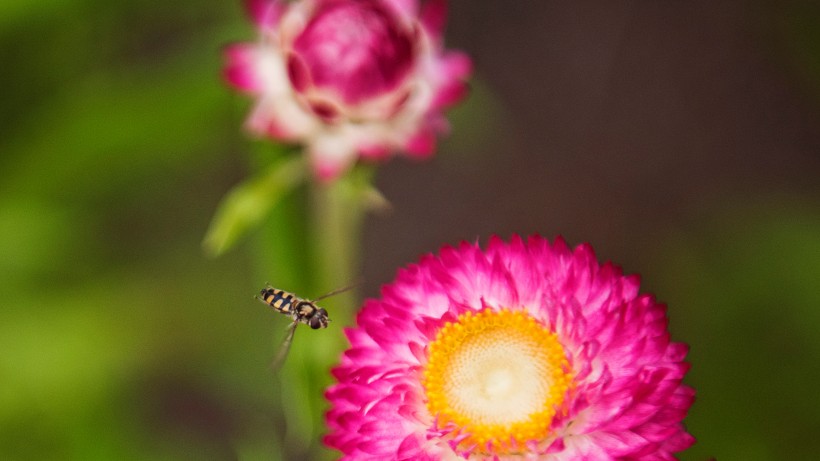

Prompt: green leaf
xmin=203 ymin=155 xmax=306 ymax=257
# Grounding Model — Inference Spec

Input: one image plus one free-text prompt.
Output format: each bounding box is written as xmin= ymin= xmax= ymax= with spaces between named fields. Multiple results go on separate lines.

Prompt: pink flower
xmin=224 ymin=0 xmax=471 ymax=180
xmin=325 ymin=235 xmax=695 ymax=460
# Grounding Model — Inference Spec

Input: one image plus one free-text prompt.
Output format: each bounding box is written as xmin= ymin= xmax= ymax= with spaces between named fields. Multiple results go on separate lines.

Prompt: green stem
xmin=308 ymin=174 xmax=363 ymax=322
xmin=264 ymin=164 xmax=372 ymax=461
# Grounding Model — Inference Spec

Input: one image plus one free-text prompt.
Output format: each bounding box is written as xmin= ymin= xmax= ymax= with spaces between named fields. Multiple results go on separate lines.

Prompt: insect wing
xmin=270 ymin=321 xmax=297 ymax=371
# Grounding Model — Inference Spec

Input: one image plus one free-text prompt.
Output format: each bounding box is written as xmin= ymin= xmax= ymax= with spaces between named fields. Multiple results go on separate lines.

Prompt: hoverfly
xmin=257 ymin=283 xmax=358 ymax=370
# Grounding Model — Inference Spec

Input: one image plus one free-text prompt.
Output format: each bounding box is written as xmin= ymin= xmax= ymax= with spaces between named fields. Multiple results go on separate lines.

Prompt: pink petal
xmin=223 ymin=44 xmax=263 ymax=93
xmin=403 ymin=126 xmax=437 ymax=158
xmin=244 ymin=0 xmax=286 ymax=28
xmin=419 ymin=0 xmax=447 ymax=34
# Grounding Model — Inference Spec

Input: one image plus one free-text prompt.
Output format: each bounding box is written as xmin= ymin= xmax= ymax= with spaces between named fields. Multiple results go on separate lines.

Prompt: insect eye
xmin=309 ymin=317 xmax=323 ymax=329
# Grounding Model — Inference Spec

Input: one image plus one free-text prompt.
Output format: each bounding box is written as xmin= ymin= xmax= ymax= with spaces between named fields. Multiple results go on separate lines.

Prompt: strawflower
xmin=326 ymin=235 xmax=694 ymax=460
xmin=224 ymin=0 xmax=471 ymax=180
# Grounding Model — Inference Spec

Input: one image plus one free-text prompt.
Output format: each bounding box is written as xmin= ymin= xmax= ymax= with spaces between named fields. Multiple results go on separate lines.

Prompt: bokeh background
xmin=2 ymin=0 xmax=819 ymax=460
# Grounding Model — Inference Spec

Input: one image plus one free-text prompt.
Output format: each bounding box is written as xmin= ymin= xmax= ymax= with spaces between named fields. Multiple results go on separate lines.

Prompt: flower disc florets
xmin=423 ymin=308 xmax=572 ymax=453
xmin=325 ymin=235 xmax=695 ymax=460
xmin=225 ymin=0 xmax=472 ymax=180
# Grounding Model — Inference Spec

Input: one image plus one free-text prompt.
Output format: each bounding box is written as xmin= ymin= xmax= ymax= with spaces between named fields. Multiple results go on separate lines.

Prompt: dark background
xmin=1 ymin=0 xmax=818 ymax=459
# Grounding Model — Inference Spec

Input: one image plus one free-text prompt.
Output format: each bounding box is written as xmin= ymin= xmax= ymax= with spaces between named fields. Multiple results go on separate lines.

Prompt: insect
xmin=257 ymin=283 xmax=357 ymax=370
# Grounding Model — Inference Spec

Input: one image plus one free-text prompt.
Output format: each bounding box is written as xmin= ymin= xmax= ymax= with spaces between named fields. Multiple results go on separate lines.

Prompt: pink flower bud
xmin=225 ymin=0 xmax=472 ymax=180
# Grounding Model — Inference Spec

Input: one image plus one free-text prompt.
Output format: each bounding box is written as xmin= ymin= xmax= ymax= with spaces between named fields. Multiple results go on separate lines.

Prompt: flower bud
xmin=225 ymin=0 xmax=471 ymax=180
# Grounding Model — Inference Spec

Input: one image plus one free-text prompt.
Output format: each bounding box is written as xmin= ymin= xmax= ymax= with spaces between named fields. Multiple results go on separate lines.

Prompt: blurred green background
xmin=1 ymin=0 xmax=819 ymax=460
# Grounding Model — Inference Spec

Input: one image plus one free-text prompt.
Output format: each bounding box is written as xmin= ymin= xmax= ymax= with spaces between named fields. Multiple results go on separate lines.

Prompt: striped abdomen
xmin=260 ymin=288 xmax=296 ymax=314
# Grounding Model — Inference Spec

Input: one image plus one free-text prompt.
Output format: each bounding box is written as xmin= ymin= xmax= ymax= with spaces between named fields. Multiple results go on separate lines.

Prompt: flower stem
xmin=263 ymin=165 xmax=371 ymax=460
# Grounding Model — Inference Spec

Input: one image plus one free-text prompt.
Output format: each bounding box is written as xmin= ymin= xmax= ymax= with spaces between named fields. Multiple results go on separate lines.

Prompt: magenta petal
xmin=244 ymin=103 xmax=302 ymax=140
xmin=431 ymin=79 xmax=469 ymax=110
xmin=397 ymin=433 xmax=424 ymax=459
xmin=404 ymin=127 xmax=437 ymax=157
xmin=439 ymin=51 xmax=473 ymax=81
xmin=419 ymin=0 xmax=448 ymax=34
xmin=286 ymin=52 xmax=311 ymax=93
xmin=244 ymin=0 xmax=285 ymax=27
xmin=223 ymin=44 xmax=263 ymax=93
xmin=358 ymin=142 xmax=391 ymax=160
xmin=310 ymin=146 xmax=355 ymax=182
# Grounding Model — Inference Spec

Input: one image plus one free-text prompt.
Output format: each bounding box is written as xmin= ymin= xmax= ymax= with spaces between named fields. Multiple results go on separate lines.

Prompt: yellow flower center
xmin=422 ymin=309 xmax=572 ymax=453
